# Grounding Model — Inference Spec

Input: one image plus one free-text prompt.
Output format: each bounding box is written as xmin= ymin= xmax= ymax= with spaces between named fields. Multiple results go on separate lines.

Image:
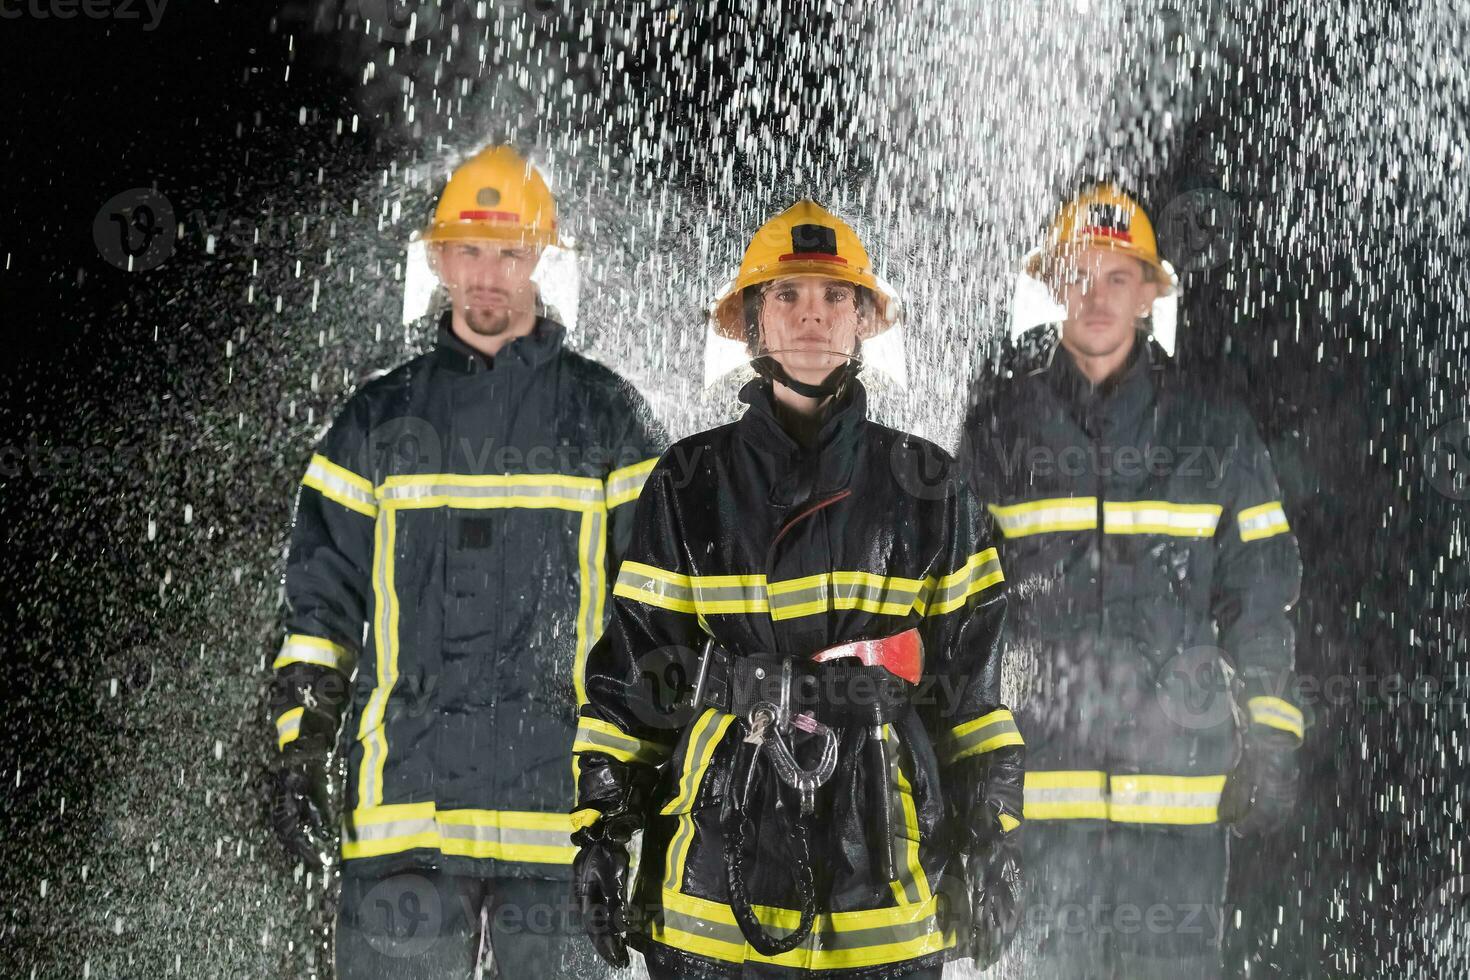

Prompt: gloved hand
xmin=958 ymin=744 xmax=1025 ymax=968
xmin=1219 ymin=726 xmax=1300 ymax=836
xmin=572 ymin=825 xmax=633 ymax=968
xmin=571 ymin=754 xmax=654 ymax=970
xmin=270 ymin=751 xmax=336 ymax=869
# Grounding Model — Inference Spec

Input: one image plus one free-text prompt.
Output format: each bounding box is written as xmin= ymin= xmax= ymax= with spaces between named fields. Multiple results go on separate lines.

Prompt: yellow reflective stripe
xmin=572 ymin=716 xmax=672 ymax=766
xmin=572 ymin=504 xmax=608 ymax=791
xmin=943 ymin=708 xmax=1024 ymax=764
xmin=1023 ymin=771 xmax=1227 ymax=824
xmin=1238 ymin=500 xmax=1291 ymax=542
xmin=615 ymin=563 xmax=768 ymax=615
xmin=302 ymin=453 xmax=378 ymax=518
xmin=378 ymin=472 xmax=605 ymax=512
xmin=1023 ymin=770 xmax=1109 ymax=820
xmin=662 ymin=711 xmax=737 ymax=893
xmin=616 ymin=557 xmax=1002 ymax=622
xmin=920 ymin=548 xmax=1005 ymax=616
xmin=570 ymin=808 xmax=601 ymax=833
xmin=648 ymin=887 xmax=955 ymax=970
xmin=275 ymin=707 xmax=304 ymax=750
xmin=273 ymin=633 xmax=355 ymax=672
xmin=988 ymin=497 xmax=1097 ymax=537
xmin=1108 ymin=774 xmax=1225 ymax=825
xmin=357 ymin=505 xmax=399 ymax=808
xmin=341 ymin=805 xmax=579 ymax=863
xmin=606 ymin=457 xmax=660 ymax=509
xmin=1247 ymin=696 xmax=1305 ymax=739
xmin=999 ymin=813 xmax=1021 ymax=833
xmin=1103 ymin=500 xmax=1223 ymax=537
xmin=884 ymin=725 xmax=932 ymax=907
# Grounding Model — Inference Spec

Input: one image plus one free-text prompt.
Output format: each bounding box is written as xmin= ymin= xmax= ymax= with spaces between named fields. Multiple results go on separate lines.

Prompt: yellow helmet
xmin=712 ymin=200 xmax=899 ymax=341
xmin=419 ymin=144 xmax=561 ymax=247
xmin=1025 ymin=183 xmax=1174 ymax=296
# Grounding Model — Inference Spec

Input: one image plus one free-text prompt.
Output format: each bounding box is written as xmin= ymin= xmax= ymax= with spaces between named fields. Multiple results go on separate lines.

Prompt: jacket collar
xmin=736 ymin=376 xmax=869 ymax=503
xmin=432 ymin=309 xmax=567 ymax=375
xmin=1045 ymin=328 xmax=1166 ymax=436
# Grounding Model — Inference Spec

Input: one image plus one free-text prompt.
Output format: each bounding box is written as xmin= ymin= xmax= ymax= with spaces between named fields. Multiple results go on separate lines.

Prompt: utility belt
xmin=692 ymin=628 xmax=926 ymax=957
xmin=689 ymin=628 xmax=923 ymax=729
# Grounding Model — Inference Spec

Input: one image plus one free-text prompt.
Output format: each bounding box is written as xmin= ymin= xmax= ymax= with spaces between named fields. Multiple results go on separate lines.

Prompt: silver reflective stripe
xmin=988 ymin=499 xmax=1097 ymax=538
xmin=1103 ymin=502 xmax=1222 ymax=536
xmin=437 ymin=822 xmax=570 ymax=849
xmin=946 ymin=713 xmax=1022 ymax=761
xmin=1026 ymin=786 xmax=1107 ymax=805
xmin=275 ymin=709 xmax=303 ymax=748
xmin=616 ymin=566 xmax=696 ymax=605
xmin=275 ymin=635 xmax=354 ymax=672
xmin=348 ymin=815 xmax=437 ymax=843
xmin=928 ymin=552 xmax=1004 ymax=607
xmin=379 ymin=480 xmax=603 ymax=506
xmin=1110 ymin=787 xmax=1221 ymax=809
xmin=1248 ymin=698 xmax=1304 ymax=734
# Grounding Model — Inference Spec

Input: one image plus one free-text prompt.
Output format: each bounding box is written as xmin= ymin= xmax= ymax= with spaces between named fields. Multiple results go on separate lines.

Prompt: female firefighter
xmin=569 ymin=201 xmax=1024 ymax=978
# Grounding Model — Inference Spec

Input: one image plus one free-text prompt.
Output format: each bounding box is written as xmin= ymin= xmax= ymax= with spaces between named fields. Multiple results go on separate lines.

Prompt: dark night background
xmin=1 ymin=2 xmax=1466 ymax=977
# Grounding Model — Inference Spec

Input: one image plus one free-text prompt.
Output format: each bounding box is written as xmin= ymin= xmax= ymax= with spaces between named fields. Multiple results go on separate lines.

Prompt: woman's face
xmin=756 ymin=275 xmax=865 ymax=383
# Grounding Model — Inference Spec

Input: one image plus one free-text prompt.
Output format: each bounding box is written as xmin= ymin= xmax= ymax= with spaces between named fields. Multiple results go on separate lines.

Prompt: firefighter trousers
xmin=1017 ymin=822 xmax=1229 ymax=980
xmin=335 ymin=868 xmax=593 ymax=979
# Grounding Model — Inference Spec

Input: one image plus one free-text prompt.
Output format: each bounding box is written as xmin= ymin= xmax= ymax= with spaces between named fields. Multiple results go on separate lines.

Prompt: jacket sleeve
xmin=915 ymin=466 xmax=1023 ymax=840
xmin=1212 ymin=406 xmax=1306 ymax=743
xmin=602 ymin=379 xmax=670 ymax=577
xmin=268 ymin=397 xmax=376 ymax=759
xmin=573 ymin=458 xmax=696 ymax=825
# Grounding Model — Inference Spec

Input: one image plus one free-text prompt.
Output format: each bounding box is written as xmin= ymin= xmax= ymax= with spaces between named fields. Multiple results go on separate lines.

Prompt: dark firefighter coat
xmin=574 ymin=378 xmax=1021 ymax=977
xmin=269 ymin=312 xmax=666 ymax=879
xmin=958 ymin=325 xmax=1304 ymax=832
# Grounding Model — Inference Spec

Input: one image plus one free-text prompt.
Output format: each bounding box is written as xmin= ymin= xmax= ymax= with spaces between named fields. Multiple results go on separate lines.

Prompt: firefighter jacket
xmin=573 ymin=377 xmax=1022 ymax=977
xmin=269 ymin=312 xmax=667 ymax=879
xmin=958 ymin=325 xmax=1304 ymax=831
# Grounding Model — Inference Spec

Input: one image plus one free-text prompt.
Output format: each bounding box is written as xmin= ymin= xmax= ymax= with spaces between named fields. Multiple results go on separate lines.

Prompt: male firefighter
xmin=959 ymin=183 xmax=1305 ymax=978
xmin=267 ymin=144 xmax=667 ymax=978
xmin=569 ymin=201 xmax=1025 ymax=979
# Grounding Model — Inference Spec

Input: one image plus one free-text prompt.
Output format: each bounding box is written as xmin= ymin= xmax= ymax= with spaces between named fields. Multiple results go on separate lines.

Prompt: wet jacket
xmin=574 ymin=378 xmax=1021 ymax=977
xmin=958 ymin=325 xmax=1304 ymax=830
xmin=269 ymin=312 xmax=666 ymax=879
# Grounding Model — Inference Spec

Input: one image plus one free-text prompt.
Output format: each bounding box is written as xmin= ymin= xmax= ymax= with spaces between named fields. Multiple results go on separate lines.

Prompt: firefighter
xmin=569 ymin=200 xmax=1025 ymax=979
xmin=266 ymin=144 xmax=667 ymax=978
xmin=958 ymin=183 xmax=1305 ymax=978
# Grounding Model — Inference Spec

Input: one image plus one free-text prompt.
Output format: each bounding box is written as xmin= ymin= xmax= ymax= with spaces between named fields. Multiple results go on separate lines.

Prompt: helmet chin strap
xmin=751 ymin=355 xmax=864 ymax=400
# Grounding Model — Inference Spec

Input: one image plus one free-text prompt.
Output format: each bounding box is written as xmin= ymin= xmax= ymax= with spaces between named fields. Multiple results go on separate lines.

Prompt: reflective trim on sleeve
xmin=1107 ymin=774 xmax=1226 ymax=825
xmin=920 ymin=548 xmax=1005 ymax=616
xmin=606 ymin=457 xmax=660 ymax=509
xmin=1237 ymin=501 xmax=1291 ymax=542
xmin=275 ymin=707 xmax=304 ymax=750
xmin=342 ymin=803 xmax=579 ymax=864
xmin=988 ymin=497 xmax=1097 ymax=538
xmin=646 ymin=886 xmax=956 ymax=971
xmin=1023 ymin=770 xmax=1109 ymax=821
xmin=999 ymin=813 xmax=1021 ymax=833
xmin=1247 ymin=696 xmax=1305 ymax=739
xmin=302 ymin=454 xmax=378 ymax=518
xmin=1103 ymin=500 xmax=1223 ymax=537
xmin=572 ymin=716 xmax=673 ymax=767
xmin=273 ymin=633 xmax=356 ymax=673
xmin=942 ymin=708 xmax=1024 ymax=764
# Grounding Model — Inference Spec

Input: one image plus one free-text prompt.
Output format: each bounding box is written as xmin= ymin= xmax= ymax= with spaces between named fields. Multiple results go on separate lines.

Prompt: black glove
xmin=1219 ymin=726 xmax=1300 ymax=836
xmin=957 ymin=744 xmax=1024 ymax=968
xmin=571 ymin=754 xmax=654 ymax=970
xmin=270 ymin=751 xmax=336 ymax=869
xmin=572 ymin=827 xmax=633 ymax=969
